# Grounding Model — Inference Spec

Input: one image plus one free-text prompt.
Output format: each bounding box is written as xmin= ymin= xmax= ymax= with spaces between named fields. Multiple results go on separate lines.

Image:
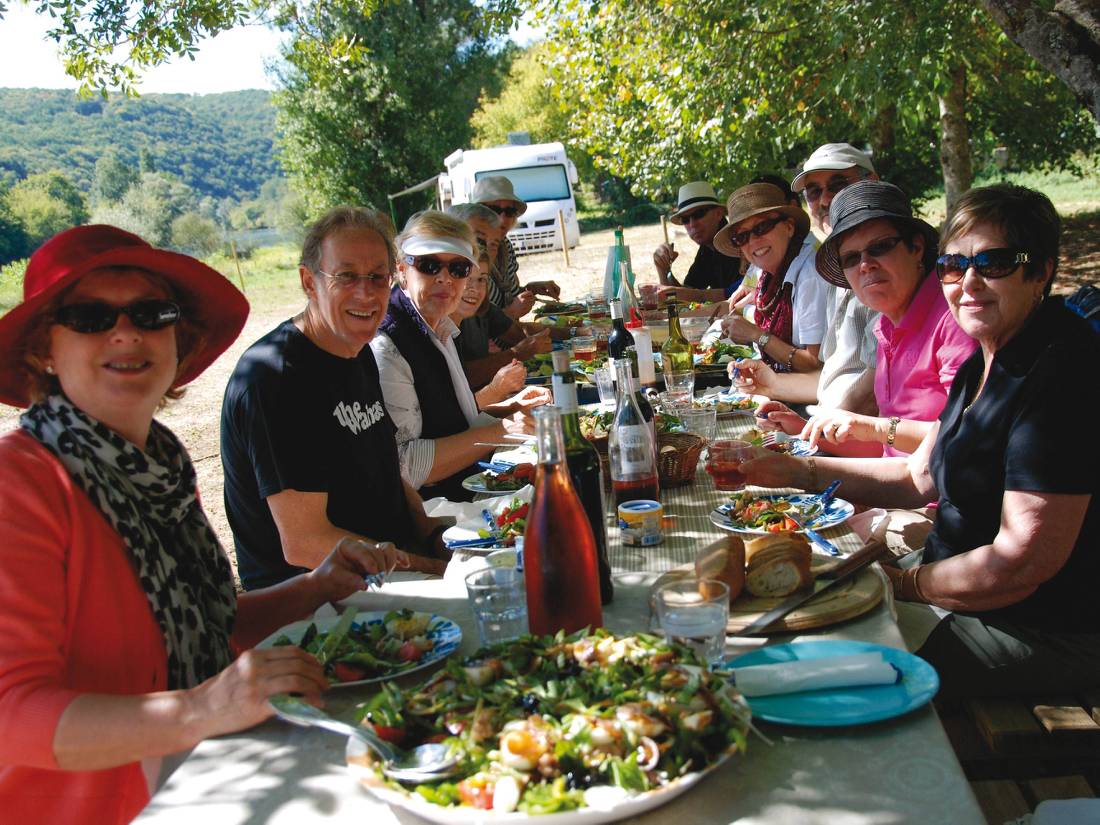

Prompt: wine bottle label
xmin=551 ymin=376 xmax=578 ymax=412
xmin=614 ymin=425 xmax=652 ymax=475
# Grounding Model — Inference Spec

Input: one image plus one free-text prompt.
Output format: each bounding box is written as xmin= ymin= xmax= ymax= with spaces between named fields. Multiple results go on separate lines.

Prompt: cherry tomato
xmin=398 ymin=641 xmax=424 ymax=662
xmin=457 ymin=777 xmax=494 ymax=809
xmin=368 ymin=724 xmax=406 ymax=744
xmin=331 ymin=662 xmax=367 ymax=683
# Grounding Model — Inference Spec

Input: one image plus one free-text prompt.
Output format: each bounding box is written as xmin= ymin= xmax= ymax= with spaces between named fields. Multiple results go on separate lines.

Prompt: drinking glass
xmin=676 ymin=407 xmax=718 ymax=443
xmin=465 ymin=567 xmax=528 ymax=646
xmin=571 ymin=336 xmax=597 ymax=362
xmin=594 ymin=363 xmax=617 ymax=409
xmin=654 ymin=579 xmax=730 ymax=667
xmin=586 ymin=295 xmax=609 ymax=319
xmin=704 ymin=439 xmax=755 ymax=491
xmin=662 ymin=369 xmax=695 ymax=404
xmin=639 ymin=283 xmax=661 ymax=310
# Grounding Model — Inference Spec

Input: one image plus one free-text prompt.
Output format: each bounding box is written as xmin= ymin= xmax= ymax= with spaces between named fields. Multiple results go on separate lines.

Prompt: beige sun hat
xmin=471 ymin=176 xmax=527 ymax=216
xmin=791 ymin=143 xmax=876 ymax=193
xmin=713 ymin=183 xmax=811 ymax=258
xmin=668 ymin=181 xmax=724 ymax=224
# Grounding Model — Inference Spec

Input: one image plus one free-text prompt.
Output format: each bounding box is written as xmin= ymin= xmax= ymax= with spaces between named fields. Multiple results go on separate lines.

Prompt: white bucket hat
xmin=471 ymin=176 xmax=527 ymax=215
xmin=791 ymin=143 xmax=876 ymax=192
xmin=669 ymin=181 xmax=724 ymax=224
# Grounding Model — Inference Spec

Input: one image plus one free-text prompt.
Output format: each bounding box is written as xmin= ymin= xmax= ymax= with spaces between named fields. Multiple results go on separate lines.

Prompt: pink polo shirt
xmin=874 ymin=273 xmax=977 ymax=457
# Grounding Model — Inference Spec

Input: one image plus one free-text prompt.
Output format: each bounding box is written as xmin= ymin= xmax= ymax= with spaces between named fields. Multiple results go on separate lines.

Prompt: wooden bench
xmin=938 ymin=692 xmax=1100 ymax=823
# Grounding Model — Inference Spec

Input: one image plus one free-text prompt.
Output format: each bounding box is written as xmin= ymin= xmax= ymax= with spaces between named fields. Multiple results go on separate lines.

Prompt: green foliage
xmin=92 ymin=150 xmax=139 ymax=205
xmin=7 ymin=172 xmax=89 ymax=249
xmin=171 ymin=213 xmax=224 ymax=256
xmin=274 ymin=0 xmax=512 ymax=216
xmin=0 ymin=89 xmax=281 ymax=203
xmin=0 ymin=190 xmax=29 ymax=266
xmin=0 ymin=258 xmax=28 ymax=313
xmin=90 ymin=171 xmax=194 ymax=246
xmin=19 ymin=0 xmax=251 ymax=97
xmin=533 ymin=0 xmax=1098 ymax=201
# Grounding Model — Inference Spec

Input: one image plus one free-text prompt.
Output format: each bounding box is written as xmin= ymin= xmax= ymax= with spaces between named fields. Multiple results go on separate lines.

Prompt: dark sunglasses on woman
xmin=730 ymin=214 xmax=788 ymax=248
xmin=936 ymin=249 xmax=1030 ymax=284
xmin=55 ymin=299 xmax=182 ymax=334
xmin=838 ymin=236 xmax=904 ymax=271
xmin=485 ymin=204 xmax=521 ymax=218
xmin=404 ymin=254 xmax=473 ymax=279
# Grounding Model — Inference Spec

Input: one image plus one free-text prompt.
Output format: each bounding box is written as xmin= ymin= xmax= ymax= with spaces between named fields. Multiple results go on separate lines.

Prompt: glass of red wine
xmin=704 ymin=439 xmax=755 ymax=491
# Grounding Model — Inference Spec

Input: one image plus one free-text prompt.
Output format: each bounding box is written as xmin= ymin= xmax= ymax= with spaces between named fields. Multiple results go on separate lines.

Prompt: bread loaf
xmin=744 ymin=533 xmax=812 ymax=598
xmin=694 ymin=536 xmax=746 ymax=602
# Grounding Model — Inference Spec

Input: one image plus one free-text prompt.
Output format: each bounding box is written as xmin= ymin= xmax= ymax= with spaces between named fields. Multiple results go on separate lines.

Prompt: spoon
xmin=268 ymin=694 xmax=460 ymax=783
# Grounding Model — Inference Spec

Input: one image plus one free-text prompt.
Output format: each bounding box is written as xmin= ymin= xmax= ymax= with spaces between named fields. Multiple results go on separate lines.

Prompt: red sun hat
xmin=0 ymin=224 xmax=249 ymax=408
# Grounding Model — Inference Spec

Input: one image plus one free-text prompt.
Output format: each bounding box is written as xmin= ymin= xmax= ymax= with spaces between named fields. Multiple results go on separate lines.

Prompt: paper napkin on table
xmin=730 ymin=652 xmax=901 ymax=697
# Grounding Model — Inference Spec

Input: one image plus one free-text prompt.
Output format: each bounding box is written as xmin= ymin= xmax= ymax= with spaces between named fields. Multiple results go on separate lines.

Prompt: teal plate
xmin=721 ymin=640 xmax=939 ymax=726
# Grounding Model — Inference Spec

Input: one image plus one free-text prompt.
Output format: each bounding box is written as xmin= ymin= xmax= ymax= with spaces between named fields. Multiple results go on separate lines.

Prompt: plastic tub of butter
xmin=618 ymin=500 xmax=663 ymax=546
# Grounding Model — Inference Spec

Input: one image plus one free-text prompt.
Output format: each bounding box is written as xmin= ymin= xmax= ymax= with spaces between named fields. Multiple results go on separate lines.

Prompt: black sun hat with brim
xmin=815 ymin=180 xmax=940 ymax=288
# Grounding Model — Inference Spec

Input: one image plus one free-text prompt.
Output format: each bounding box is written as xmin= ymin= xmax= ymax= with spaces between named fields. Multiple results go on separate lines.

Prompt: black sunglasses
xmin=729 ymin=214 xmax=788 ymax=248
xmin=838 ymin=236 xmax=904 ymax=271
xmin=403 ymin=254 xmax=473 ymax=279
xmin=680 ymin=207 xmax=716 ymax=225
xmin=55 ymin=299 xmax=181 ymax=334
xmin=802 ymin=176 xmax=859 ymax=203
xmin=936 ymin=249 xmax=1030 ymax=284
xmin=485 ymin=204 xmax=521 ymax=218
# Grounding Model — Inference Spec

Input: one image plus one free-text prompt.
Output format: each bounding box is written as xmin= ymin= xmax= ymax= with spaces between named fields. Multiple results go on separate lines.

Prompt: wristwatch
xmin=755 ymin=331 xmax=771 ymax=348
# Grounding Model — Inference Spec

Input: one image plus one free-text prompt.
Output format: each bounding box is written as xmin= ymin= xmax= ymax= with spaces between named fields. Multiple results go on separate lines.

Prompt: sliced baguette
xmin=744 ymin=533 xmax=812 ymax=598
xmin=694 ymin=536 xmax=746 ymax=602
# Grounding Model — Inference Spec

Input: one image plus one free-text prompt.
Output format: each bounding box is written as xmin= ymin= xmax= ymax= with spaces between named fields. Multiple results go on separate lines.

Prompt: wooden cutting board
xmin=651 ymin=552 xmax=885 ymax=635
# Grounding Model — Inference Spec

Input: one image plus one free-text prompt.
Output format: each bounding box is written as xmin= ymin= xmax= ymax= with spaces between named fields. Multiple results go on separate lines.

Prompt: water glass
xmin=662 ymin=369 xmax=695 ymax=404
xmin=676 ymin=406 xmax=718 ymax=443
xmin=654 ymin=579 xmax=730 ymax=667
xmin=465 ymin=567 xmax=528 ymax=646
xmin=704 ymin=439 xmax=755 ymax=491
xmin=593 ymin=363 xmax=617 ymax=409
xmin=571 ymin=335 xmax=597 ymax=362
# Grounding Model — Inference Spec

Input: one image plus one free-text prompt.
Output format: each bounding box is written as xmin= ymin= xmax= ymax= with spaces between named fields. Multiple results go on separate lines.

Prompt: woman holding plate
xmin=740 ymin=185 xmax=1100 ymax=698
xmin=0 ymin=225 xmax=408 ymax=823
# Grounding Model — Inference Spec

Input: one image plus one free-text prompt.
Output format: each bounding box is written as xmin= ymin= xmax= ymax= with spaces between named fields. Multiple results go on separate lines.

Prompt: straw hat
xmin=471 ymin=176 xmax=527 ymax=215
xmin=713 ymin=183 xmax=811 ymax=258
xmin=815 ymin=180 xmax=939 ymax=288
xmin=668 ymin=181 xmax=723 ymax=224
xmin=0 ymin=224 xmax=249 ymax=408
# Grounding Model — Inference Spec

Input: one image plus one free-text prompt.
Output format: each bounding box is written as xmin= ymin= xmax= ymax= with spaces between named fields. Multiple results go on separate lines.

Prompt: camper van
xmin=439 ymin=141 xmax=580 ymax=254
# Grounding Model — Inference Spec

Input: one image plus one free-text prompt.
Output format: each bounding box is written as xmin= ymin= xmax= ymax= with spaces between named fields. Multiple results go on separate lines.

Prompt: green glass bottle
xmin=660 ymin=298 xmax=694 ymax=375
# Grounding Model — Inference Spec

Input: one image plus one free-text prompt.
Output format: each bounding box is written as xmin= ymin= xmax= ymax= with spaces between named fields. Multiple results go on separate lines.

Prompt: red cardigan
xmin=0 ymin=429 xmax=169 ymax=823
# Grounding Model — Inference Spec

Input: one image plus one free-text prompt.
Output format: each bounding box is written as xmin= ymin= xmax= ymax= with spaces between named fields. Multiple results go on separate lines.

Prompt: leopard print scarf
xmin=21 ymin=395 xmax=236 ymax=690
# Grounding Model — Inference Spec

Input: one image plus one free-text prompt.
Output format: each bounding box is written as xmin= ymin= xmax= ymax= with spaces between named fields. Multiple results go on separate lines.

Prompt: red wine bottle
xmin=608 ymin=357 xmax=660 ymax=506
xmin=523 ymin=406 xmax=604 ymax=636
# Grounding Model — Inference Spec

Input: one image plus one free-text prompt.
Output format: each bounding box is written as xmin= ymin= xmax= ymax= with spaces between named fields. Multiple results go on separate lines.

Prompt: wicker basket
xmin=655 ymin=432 xmax=706 ymax=487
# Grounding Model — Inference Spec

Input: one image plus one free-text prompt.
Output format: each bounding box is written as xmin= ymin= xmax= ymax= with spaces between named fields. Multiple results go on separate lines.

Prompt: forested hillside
xmin=0 ymin=89 xmax=279 ymax=201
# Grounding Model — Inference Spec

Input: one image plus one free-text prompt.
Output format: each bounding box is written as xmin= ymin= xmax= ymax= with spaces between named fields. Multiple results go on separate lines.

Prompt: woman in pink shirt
xmin=758 ymin=181 xmax=975 ymax=456
xmin=0 ymin=225 xmax=408 ymax=824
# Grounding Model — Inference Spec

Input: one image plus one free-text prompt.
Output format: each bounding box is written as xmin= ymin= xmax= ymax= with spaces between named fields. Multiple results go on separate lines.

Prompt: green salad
xmin=352 ymin=629 xmax=751 ymax=814
xmin=273 ymin=609 xmax=435 ymax=684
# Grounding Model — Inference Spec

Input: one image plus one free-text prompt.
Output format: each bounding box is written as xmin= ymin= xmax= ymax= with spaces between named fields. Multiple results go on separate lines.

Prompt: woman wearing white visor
xmin=371 ymin=211 xmax=547 ymax=501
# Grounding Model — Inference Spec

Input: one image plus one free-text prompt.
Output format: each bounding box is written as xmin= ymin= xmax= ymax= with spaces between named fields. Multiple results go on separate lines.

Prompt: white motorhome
xmin=439 ymin=141 xmax=580 ymax=254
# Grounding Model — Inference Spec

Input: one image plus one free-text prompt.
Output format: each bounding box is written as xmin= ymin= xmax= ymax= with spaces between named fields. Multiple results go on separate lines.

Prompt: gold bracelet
xmin=886 ymin=416 xmax=900 ymax=446
xmin=898 ymin=566 xmax=930 ymax=603
xmin=805 ymin=456 xmax=818 ymax=491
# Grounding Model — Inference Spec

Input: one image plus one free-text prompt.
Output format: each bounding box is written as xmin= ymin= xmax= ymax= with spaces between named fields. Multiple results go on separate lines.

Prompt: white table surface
xmin=138 ymin=410 xmax=984 ymax=824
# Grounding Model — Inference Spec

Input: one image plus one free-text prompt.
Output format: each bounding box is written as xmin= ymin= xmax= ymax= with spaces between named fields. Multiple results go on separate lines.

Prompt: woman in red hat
xmin=0 ymin=225 xmax=407 ymax=823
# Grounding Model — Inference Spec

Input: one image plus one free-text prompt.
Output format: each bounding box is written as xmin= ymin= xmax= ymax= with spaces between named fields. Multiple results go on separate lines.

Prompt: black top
xmin=926 ymin=298 xmax=1099 ymax=631
xmin=379 ymin=287 xmax=479 ymax=501
xmin=456 ymin=303 xmax=513 ymax=363
xmin=684 ymin=220 xmax=743 ymax=296
xmin=220 ymin=320 xmax=415 ymax=590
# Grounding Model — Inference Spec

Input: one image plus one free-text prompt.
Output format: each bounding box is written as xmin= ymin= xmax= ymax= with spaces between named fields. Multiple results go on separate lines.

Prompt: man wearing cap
xmin=221 ymin=206 xmax=450 ymax=590
xmin=471 ymin=176 xmax=560 ymax=319
xmin=731 ymin=144 xmax=881 ymax=414
xmin=653 ymin=181 xmax=742 ymax=303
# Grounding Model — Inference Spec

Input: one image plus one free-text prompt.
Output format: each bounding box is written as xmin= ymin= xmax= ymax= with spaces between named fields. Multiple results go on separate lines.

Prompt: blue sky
xmin=0 ymin=5 xmax=537 ymax=94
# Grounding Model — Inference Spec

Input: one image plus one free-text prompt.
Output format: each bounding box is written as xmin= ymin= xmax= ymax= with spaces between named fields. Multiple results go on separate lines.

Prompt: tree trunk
xmin=980 ymin=0 xmax=1100 ymax=123
xmin=938 ymin=63 xmax=972 ymax=215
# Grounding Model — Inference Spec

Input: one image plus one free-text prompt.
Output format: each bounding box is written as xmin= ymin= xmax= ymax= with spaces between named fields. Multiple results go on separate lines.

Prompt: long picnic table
xmin=137 ymin=406 xmax=984 ymax=824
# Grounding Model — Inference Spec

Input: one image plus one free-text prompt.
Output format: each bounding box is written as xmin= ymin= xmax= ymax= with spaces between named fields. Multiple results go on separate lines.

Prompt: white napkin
xmin=492 ymin=446 xmax=537 ymax=466
xmin=425 ymin=485 xmax=534 ymax=528
xmin=731 ymin=652 xmax=901 ymax=697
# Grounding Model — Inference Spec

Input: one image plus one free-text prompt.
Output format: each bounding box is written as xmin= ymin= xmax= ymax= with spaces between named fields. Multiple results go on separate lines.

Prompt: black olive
xmin=563 ymin=770 xmax=595 ymax=790
xmin=520 ymin=693 xmax=540 ymax=714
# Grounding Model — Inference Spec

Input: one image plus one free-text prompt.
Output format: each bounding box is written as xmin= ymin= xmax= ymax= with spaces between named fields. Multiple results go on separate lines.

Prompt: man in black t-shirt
xmin=653 ymin=181 xmax=742 ymax=302
xmin=221 ymin=206 xmax=449 ymax=589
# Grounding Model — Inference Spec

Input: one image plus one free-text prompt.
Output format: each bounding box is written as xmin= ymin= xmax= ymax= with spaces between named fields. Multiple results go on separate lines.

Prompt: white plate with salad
xmin=443 ymin=495 xmax=531 ymax=549
xmin=345 ymin=630 xmax=751 ymax=823
xmin=258 ymin=609 xmax=462 ymax=687
xmin=710 ymin=492 xmax=855 ymax=535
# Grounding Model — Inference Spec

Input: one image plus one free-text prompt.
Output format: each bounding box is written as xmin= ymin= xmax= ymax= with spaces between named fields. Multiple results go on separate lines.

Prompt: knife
xmin=315 ymin=605 xmax=359 ymax=666
xmin=732 ymin=518 xmax=892 ymax=636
